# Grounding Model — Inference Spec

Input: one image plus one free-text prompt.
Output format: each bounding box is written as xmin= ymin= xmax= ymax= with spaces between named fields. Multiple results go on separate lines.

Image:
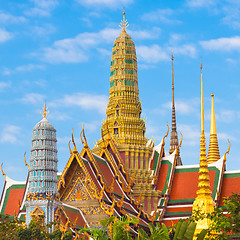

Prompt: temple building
xmin=0 ymin=11 xmax=240 ymax=236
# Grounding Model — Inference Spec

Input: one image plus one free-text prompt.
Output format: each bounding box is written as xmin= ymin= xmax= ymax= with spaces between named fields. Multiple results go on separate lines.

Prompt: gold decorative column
xmin=192 ymin=62 xmax=215 ymax=236
xmin=208 ymin=94 xmax=220 ymax=164
xmin=93 ymin=10 xmax=153 ymax=173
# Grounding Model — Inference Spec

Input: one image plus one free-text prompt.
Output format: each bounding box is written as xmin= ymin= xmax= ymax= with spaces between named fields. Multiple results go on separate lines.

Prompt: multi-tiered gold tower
xmin=192 ymin=62 xmax=215 ymax=237
xmin=93 ymin=11 xmax=160 ymax=212
xmin=94 ymin=11 xmax=153 ymax=173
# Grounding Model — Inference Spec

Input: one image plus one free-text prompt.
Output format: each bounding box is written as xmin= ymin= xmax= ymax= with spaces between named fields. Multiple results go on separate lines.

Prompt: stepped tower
xmin=192 ymin=62 xmax=215 ymax=237
xmin=25 ymin=104 xmax=60 ymax=230
xmin=169 ymin=53 xmax=182 ymax=165
xmin=94 ymin=11 xmax=153 ymax=173
xmin=93 ymin=11 xmax=160 ymax=212
xmin=207 ymin=94 xmax=220 ymax=164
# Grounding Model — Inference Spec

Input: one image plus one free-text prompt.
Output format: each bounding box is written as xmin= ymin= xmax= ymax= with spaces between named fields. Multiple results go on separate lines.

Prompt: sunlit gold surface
xmin=208 ymin=94 xmax=220 ymax=164
xmin=192 ymin=62 xmax=215 ymax=237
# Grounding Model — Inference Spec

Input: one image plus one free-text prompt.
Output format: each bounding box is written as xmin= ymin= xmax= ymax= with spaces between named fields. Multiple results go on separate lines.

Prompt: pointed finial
xmin=40 ymin=103 xmax=49 ymax=118
xmin=200 ymin=60 xmax=204 ymax=133
xmin=224 ymin=139 xmax=231 ymax=161
xmin=24 ymin=152 xmax=30 ymax=168
xmin=210 ymin=94 xmax=217 ymax=135
xmin=71 ymin=129 xmax=77 ymax=153
xmin=1 ymin=163 xmax=6 ymax=180
xmin=68 ymin=140 xmax=72 ymax=155
xmin=119 ymin=9 xmax=129 ymax=32
xmin=171 ymin=52 xmax=174 ymax=106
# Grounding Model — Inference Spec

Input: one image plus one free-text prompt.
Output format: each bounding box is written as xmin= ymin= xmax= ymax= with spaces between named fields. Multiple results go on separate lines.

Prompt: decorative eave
xmin=0 ymin=174 xmax=26 ymax=216
xmin=149 ymin=124 xmax=169 ymax=186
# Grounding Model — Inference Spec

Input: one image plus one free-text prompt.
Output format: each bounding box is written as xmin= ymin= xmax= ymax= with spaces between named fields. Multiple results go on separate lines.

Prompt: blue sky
xmin=1 ymin=0 xmax=240 ymax=191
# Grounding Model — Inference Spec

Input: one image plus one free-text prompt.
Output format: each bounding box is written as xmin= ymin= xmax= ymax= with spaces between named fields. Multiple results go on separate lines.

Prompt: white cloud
xmin=128 ymin=27 xmax=161 ymax=40
xmin=79 ymin=121 xmax=100 ymax=133
xmin=218 ymin=132 xmax=236 ymax=141
xmin=21 ymin=93 xmax=45 ymax=104
xmin=200 ymin=36 xmax=240 ymax=51
xmin=48 ymin=111 xmax=71 ymax=121
xmin=137 ymin=45 xmax=169 ymax=63
xmin=186 ymin=0 xmax=216 ymax=8
xmin=2 ymin=68 xmax=11 ymax=75
xmin=163 ymin=98 xmax=199 ymax=115
xmin=76 ymin=0 xmax=133 ymax=9
xmin=0 ymin=29 xmax=12 ymax=43
xmin=178 ymin=124 xmax=200 ymax=146
xmin=31 ymin=24 xmax=56 ymax=36
xmin=2 ymin=64 xmax=45 ymax=75
xmin=136 ymin=43 xmax=196 ymax=64
xmin=169 ymin=44 xmax=196 ymax=58
xmin=15 ymin=64 xmax=45 ymax=72
xmin=38 ymin=27 xmax=160 ymax=64
xmin=97 ymin=48 xmax=112 ymax=57
xmin=25 ymin=0 xmax=59 ymax=17
xmin=142 ymin=9 xmax=181 ymax=24
xmin=222 ymin=4 xmax=240 ymax=29
xmin=0 ymin=125 xmax=21 ymax=143
xmin=38 ymin=28 xmax=120 ymax=63
xmin=0 ymin=12 xmax=26 ymax=23
xmin=57 ymin=136 xmax=70 ymax=144
xmin=215 ymin=109 xmax=239 ymax=123
xmin=0 ymin=81 xmax=11 ymax=90
xmin=50 ymin=92 xmax=108 ymax=114
xmin=169 ymin=34 xmax=184 ymax=45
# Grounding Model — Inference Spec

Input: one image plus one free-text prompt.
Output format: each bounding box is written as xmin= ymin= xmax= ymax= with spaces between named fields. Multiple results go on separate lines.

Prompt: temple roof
xmin=0 ymin=176 xmax=26 ymax=216
xmin=33 ymin=117 xmax=55 ymax=131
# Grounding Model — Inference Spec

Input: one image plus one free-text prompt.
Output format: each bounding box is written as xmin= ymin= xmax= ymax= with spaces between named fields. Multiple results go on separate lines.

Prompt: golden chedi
xmin=94 ymin=11 xmax=153 ymax=173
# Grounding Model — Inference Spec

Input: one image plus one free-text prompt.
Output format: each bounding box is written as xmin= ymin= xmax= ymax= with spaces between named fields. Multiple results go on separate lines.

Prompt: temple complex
xmin=0 ymin=11 xmax=240 ymax=237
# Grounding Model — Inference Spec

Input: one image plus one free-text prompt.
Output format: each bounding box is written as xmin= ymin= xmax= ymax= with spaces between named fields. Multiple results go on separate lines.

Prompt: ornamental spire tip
xmin=40 ymin=103 xmax=49 ymax=118
xmin=119 ymin=9 xmax=129 ymax=32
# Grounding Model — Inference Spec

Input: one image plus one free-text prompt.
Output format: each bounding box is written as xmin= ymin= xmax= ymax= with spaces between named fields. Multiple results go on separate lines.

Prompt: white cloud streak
xmin=0 ymin=125 xmax=21 ymax=143
xmin=25 ymin=0 xmax=59 ymax=17
xmin=0 ymin=12 xmax=26 ymax=23
xmin=178 ymin=124 xmax=200 ymax=146
xmin=0 ymin=29 xmax=12 ymax=43
xmin=0 ymin=81 xmax=11 ymax=90
xmin=21 ymin=93 xmax=45 ymax=105
xmin=38 ymin=27 xmax=161 ymax=64
xmin=142 ymin=9 xmax=181 ymax=24
xmin=137 ymin=45 xmax=169 ymax=63
xmin=15 ymin=64 xmax=45 ymax=72
xmin=169 ymin=44 xmax=196 ymax=58
xmin=200 ymin=36 xmax=240 ymax=51
xmin=50 ymin=92 xmax=108 ymax=114
xmin=2 ymin=64 xmax=45 ymax=75
xmin=76 ymin=0 xmax=134 ymax=9
xmin=137 ymin=43 xmax=196 ymax=63
xmin=186 ymin=0 xmax=216 ymax=8
xmin=163 ymin=98 xmax=199 ymax=115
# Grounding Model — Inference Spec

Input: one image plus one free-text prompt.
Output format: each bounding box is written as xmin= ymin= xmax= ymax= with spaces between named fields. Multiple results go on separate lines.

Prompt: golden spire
xmin=119 ymin=9 xmax=129 ymax=32
xmin=40 ymin=103 xmax=49 ymax=118
xmin=208 ymin=94 xmax=220 ymax=164
xmin=192 ymin=61 xmax=215 ymax=236
xmin=171 ymin=52 xmax=174 ymax=106
xmin=169 ymin=53 xmax=182 ymax=165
